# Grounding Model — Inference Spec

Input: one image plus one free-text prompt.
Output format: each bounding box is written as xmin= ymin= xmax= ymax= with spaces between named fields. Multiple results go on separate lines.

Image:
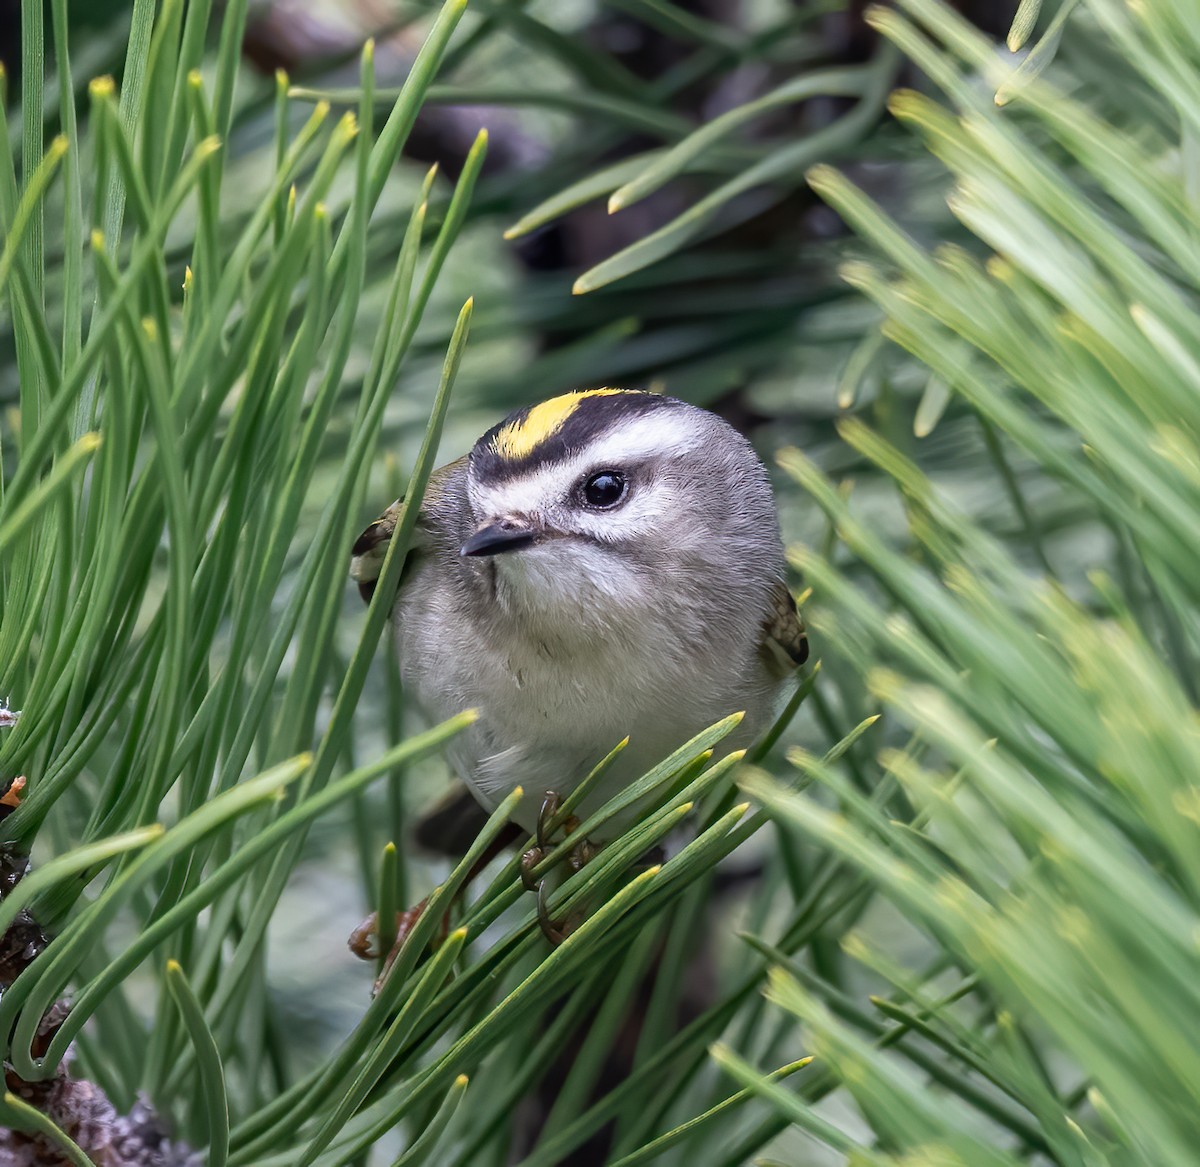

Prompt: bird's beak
xmin=460 ymin=518 xmax=538 ymax=557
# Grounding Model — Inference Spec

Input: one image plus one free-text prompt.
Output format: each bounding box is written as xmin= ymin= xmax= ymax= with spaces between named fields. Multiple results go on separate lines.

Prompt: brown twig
xmin=0 ymin=781 xmax=195 ymax=1167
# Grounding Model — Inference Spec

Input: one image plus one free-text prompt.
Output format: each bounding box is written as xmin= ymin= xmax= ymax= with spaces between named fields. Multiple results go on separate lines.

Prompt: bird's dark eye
xmin=582 ymin=470 xmax=626 ymax=508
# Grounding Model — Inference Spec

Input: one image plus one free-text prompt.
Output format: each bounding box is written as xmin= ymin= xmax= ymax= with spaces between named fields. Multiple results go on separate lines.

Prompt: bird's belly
xmin=467 ymin=705 xmax=702 ymax=834
xmin=398 ymin=626 xmax=758 ymax=835
xmin=394 ymin=577 xmax=776 ymax=836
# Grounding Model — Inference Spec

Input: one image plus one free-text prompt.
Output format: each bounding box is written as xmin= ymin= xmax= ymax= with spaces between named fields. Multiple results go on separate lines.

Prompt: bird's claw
xmin=521 ymin=790 xmax=594 ymax=946
xmin=348 ymin=897 xmax=436 ymax=995
xmin=520 ymin=844 xmax=543 ymax=892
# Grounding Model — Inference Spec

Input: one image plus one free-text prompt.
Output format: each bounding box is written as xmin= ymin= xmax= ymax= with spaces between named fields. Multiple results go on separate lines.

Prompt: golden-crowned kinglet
xmin=351 ymin=388 xmax=807 ymax=838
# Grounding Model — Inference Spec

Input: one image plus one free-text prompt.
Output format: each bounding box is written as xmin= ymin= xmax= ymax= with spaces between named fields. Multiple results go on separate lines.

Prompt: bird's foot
xmin=349 ymin=897 xmax=447 ymax=995
xmin=519 ymin=791 xmax=596 ymax=946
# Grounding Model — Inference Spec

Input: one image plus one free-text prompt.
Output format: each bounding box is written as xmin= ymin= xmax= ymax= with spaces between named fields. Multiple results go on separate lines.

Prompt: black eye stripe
xmin=582 ymin=470 xmax=626 ymax=508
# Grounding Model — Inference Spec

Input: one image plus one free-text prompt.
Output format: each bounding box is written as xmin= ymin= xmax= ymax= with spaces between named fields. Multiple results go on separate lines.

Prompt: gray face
xmin=458 ymin=393 xmax=783 ymax=638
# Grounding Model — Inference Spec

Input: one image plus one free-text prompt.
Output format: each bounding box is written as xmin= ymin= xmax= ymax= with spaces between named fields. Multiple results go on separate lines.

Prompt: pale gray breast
xmin=396 ymin=553 xmax=785 ymax=836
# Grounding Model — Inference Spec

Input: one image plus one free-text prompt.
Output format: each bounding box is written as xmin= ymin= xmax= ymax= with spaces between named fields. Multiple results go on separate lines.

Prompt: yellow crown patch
xmin=490 ymin=388 xmax=632 ymax=461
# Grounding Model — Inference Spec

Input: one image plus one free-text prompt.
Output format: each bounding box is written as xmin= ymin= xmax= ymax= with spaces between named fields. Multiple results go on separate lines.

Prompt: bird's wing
xmin=349 ymin=456 xmax=467 ymax=603
xmin=759 ymin=579 xmax=809 ymax=677
xmin=349 ymin=501 xmax=407 ymax=603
